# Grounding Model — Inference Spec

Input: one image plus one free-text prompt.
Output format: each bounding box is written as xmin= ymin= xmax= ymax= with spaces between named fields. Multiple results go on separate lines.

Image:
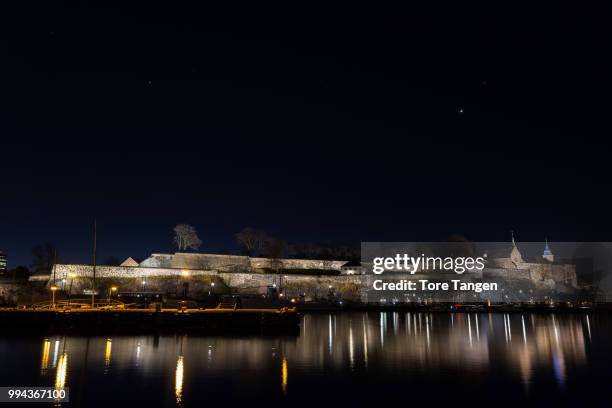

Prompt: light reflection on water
xmin=175 ymin=355 xmax=184 ymax=404
xmin=1 ymin=312 xmax=607 ymax=406
xmin=55 ymin=353 xmax=67 ymax=389
xmin=40 ymin=339 xmax=50 ymax=374
xmin=104 ymin=338 xmax=112 ymax=371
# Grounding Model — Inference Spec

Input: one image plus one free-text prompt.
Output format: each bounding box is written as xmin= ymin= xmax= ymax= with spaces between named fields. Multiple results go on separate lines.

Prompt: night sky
xmin=2 ymin=2 xmax=611 ymax=267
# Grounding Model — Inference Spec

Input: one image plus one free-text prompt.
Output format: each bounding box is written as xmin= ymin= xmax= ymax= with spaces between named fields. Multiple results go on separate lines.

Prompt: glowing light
xmin=380 ymin=312 xmax=386 ymax=348
xmin=111 ymin=286 xmax=118 ymax=292
xmin=281 ymin=356 xmax=288 ymax=394
xmin=50 ymin=285 xmax=58 ymax=308
xmin=505 ymin=314 xmax=512 ymax=342
xmin=175 ymin=355 xmax=184 ymax=404
xmin=362 ymin=315 xmax=369 ymax=368
xmin=586 ymin=315 xmax=592 ymax=340
xmin=348 ymin=324 xmax=354 ymax=369
xmin=181 ymin=270 xmax=189 ymax=276
xmin=329 ymin=314 xmax=333 ymax=355
xmin=52 ymin=340 xmax=60 ymax=368
xmin=396 ymin=312 xmax=403 ymax=335
xmin=426 ymin=314 xmax=430 ymax=346
xmin=55 ymin=353 xmax=68 ymax=391
xmin=552 ymin=350 xmax=566 ymax=386
xmin=105 ymin=338 xmax=112 ymax=368
xmin=467 ymin=314 xmax=472 ymax=347
xmin=41 ymin=339 xmax=50 ymax=373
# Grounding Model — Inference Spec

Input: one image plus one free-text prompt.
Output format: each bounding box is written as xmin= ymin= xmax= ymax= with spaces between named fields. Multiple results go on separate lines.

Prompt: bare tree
xmin=289 ymin=242 xmax=359 ymax=261
xmin=235 ymin=228 xmax=266 ymax=256
xmin=263 ymin=237 xmax=285 ymax=259
xmin=290 ymin=242 xmax=322 ymax=259
xmin=263 ymin=236 xmax=286 ymax=273
xmin=173 ymin=224 xmax=202 ymax=251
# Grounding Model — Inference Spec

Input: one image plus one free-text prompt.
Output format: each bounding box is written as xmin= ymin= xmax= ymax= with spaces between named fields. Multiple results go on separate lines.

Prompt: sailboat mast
xmin=91 ymin=217 xmax=97 ymax=307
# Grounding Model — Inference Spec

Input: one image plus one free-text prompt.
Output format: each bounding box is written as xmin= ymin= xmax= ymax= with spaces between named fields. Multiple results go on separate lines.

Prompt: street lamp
xmin=141 ymin=280 xmax=146 ymax=292
xmin=108 ymin=286 xmax=118 ymax=304
xmin=176 ymin=270 xmax=189 ymax=297
xmin=209 ymin=281 xmax=215 ymax=296
xmin=50 ymin=286 xmax=58 ymax=308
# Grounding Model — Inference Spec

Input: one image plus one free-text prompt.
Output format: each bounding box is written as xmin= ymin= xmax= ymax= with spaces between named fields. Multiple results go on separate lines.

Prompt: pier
xmin=0 ymin=307 xmax=300 ymax=334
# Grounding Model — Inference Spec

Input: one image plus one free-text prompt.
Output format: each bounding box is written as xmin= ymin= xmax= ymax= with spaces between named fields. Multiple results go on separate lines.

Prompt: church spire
xmin=543 ymin=238 xmax=554 ymax=262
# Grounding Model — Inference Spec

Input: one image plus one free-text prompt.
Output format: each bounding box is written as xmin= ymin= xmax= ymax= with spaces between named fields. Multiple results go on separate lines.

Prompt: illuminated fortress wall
xmin=30 ymin=259 xmax=580 ymax=303
xmin=23 ymin=248 xmax=581 ymax=303
xmin=33 ymin=263 xmax=364 ymax=302
xmin=139 ymin=253 xmax=346 ymax=273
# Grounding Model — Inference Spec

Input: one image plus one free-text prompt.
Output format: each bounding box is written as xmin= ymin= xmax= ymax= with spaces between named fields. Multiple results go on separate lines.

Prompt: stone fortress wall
xmin=489 ymin=258 xmax=577 ymax=288
xmin=139 ymin=252 xmax=346 ymax=273
xmin=33 ymin=263 xmax=364 ymax=303
xmin=28 ymin=250 xmax=581 ymax=303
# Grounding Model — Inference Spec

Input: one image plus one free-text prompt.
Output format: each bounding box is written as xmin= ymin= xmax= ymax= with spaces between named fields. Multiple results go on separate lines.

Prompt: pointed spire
xmin=511 ymin=230 xmax=516 ymax=246
xmin=543 ymin=237 xmax=554 ymax=262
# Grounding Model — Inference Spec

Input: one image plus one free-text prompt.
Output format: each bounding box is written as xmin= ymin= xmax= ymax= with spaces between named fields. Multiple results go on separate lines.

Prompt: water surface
xmin=0 ymin=312 xmax=610 ymax=406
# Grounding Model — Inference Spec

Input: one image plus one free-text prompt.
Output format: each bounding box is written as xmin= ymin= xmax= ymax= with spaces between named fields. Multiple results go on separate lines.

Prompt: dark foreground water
xmin=1 ymin=312 xmax=611 ymax=407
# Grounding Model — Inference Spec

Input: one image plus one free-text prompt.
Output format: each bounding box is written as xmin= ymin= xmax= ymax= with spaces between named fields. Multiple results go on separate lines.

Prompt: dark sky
xmin=2 ymin=2 xmax=611 ymax=267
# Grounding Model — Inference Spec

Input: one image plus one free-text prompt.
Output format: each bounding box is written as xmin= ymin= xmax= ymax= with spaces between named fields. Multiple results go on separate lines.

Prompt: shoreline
xmin=0 ymin=308 xmax=301 ymax=335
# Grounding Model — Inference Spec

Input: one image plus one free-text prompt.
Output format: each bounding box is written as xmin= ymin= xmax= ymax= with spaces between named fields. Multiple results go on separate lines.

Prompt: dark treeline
xmin=235 ymin=228 xmax=359 ymax=262
xmin=0 ymin=241 xmax=58 ymax=281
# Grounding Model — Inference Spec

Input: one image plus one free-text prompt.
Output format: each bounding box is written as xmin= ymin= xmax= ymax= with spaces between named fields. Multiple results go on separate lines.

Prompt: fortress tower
xmin=542 ymin=239 xmax=555 ymax=263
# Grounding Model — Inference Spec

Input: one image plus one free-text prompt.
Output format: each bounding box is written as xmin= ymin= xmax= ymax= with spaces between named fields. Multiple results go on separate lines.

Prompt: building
xmin=542 ymin=240 xmax=555 ymax=263
xmin=120 ymin=257 xmax=141 ymax=267
xmin=487 ymin=240 xmax=577 ymax=287
xmin=340 ymin=260 xmax=365 ymax=275
xmin=34 ymin=239 xmax=582 ymax=304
